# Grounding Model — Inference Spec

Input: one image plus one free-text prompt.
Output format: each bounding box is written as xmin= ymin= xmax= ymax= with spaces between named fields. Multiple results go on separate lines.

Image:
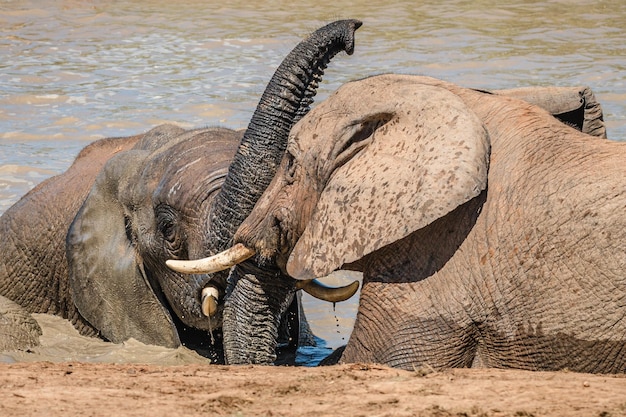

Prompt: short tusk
xmin=166 ymin=243 xmax=256 ymax=274
xmin=201 ymin=286 xmax=219 ymax=317
xmin=296 ymin=279 xmax=360 ymax=303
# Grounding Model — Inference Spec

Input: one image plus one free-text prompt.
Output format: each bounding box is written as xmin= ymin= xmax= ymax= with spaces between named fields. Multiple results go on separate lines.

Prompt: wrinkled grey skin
xmin=66 ymin=125 xmax=240 ymax=360
xmin=0 ymin=295 xmax=42 ymax=351
xmin=234 ymin=74 xmax=626 ymax=373
xmin=0 ymin=134 xmax=142 ymax=348
xmin=0 ymin=20 xmax=361 ymax=362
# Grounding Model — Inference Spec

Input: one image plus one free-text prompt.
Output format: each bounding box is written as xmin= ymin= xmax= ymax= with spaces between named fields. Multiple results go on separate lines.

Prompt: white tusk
xmin=166 ymin=243 xmax=256 ymax=274
xmin=201 ymin=286 xmax=220 ymax=317
xmin=296 ymin=279 xmax=360 ymax=303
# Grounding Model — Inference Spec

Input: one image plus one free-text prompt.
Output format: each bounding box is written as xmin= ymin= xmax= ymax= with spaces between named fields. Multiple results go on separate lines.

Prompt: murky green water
xmin=1 ymin=0 xmax=624 ymax=364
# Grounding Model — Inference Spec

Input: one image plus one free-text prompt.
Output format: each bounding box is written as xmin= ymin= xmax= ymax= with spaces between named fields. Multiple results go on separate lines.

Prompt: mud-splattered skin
xmin=235 ymin=74 xmax=626 ymax=372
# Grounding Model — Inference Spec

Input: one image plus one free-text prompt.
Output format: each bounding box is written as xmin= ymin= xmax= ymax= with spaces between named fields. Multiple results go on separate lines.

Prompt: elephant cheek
xmin=157 ymin=270 xmax=206 ymax=329
xmin=274 ymin=185 xmax=319 ymax=267
xmin=293 ymin=186 xmax=319 ymax=238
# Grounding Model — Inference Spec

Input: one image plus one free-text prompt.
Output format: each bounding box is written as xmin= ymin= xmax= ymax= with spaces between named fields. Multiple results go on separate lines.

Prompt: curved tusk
xmin=296 ymin=279 xmax=360 ymax=303
xmin=166 ymin=243 xmax=256 ymax=274
xmin=201 ymin=286 xmax=220 ymax=317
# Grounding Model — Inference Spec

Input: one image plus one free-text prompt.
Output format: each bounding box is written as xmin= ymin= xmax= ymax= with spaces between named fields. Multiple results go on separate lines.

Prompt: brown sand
xmin=2 ymin=361 xmax=626 ymax=417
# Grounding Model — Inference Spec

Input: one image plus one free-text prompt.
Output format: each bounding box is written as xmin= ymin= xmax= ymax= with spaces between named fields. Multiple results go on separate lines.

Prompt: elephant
xmin=172 ymin=73 xmax=626 ymax=373
xmin=0 ymin=20 xmax=363 ymax=362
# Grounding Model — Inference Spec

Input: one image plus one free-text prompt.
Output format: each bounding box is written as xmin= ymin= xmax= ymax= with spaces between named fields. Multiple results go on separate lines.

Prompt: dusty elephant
xmin=0 ymin=20 xmax=362 ymax=362
xmin=174 ymin=73 xmax=626 ymax=372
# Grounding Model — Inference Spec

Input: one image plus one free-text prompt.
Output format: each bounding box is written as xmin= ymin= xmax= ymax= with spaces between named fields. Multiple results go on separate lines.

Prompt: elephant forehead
xmin=291 ymin=75 xmax=467 ymax=150
xmin=148 ymin=134 xmax=239 ymax=206
xmin=98 ymin=149 xmax=150 ymax=206
xmin=288 ymin=79 xmax=490 ymax=279
xmin=320 ymin=74 xmax=450 ymax=113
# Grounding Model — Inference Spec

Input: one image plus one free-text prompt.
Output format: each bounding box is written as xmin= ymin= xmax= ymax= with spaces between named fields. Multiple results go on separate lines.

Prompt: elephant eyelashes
xmin=160 ymin=219 xmax=176 ymax=242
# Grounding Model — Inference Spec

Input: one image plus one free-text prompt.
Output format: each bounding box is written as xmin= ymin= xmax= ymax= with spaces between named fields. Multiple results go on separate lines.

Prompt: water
xmin=1 ymin=0 xmax=624 ymax=365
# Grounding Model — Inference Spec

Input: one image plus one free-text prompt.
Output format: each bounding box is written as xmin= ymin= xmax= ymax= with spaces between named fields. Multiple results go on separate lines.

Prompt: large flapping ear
xmin=66 ymin=150 xmax=180 ymax=348
xmin=492 ymin=86 xmax=606 ymax=139
xmin=288 ymin=75 xmax=490 ymax=279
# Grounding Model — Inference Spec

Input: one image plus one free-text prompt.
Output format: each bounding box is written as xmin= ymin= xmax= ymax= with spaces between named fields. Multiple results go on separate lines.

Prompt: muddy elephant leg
xmin=341 ymin=280 xmax=478 ymax=370
xmin=0 ymin=295 xmax=42 ymax=351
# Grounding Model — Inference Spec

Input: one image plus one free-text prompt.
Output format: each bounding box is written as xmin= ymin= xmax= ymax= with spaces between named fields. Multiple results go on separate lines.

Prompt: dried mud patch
xmin=1 ymin=362 xmax=626 ymax=416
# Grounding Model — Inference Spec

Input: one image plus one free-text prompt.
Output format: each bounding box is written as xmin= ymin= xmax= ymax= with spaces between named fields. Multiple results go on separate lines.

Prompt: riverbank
xmin=2 ymin=361 xmax=626 ymax=416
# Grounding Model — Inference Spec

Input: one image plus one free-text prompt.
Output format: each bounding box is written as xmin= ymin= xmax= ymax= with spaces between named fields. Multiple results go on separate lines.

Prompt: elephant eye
xmin=155 ymin=205 xmax=184 ymax=256
xmin=124 ymin=215 xmax=135 ymax=243
xmin=284 ymin=151 xmax=297 ymax=184
xmin=160 ymin=219 xmax=176 ymax=241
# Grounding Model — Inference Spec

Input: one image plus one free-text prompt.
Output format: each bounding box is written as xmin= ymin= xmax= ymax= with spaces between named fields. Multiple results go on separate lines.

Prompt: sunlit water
xmin=1 ymin=0 xmax=624 ymax=365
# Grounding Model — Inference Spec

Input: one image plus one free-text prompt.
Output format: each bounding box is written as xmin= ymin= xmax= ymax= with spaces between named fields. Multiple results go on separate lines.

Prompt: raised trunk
xmin=206 ymin=19 xmax=361 ymax=258
xmin=215 ymin=20 xmax=361 ymax=364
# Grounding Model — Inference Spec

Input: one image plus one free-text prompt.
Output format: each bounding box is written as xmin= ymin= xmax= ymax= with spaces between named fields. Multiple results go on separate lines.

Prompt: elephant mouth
xmin=143 ymin=268 xmax=225 ymax=362
xmin=187 ymin=275 xmax=226 ymax=321
xmin=169 ymin=310 xmax=225 ymax=363
xmin=166 ymin=243 xmax=360 ymax=303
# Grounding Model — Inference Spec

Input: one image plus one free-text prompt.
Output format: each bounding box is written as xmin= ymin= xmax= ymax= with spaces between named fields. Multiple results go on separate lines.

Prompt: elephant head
xmin=62 ymin=20 xmax=362 ymax=360
xmin=66 ymin=126 xmax=238 ymax=354
xmin=173 ymin=74 xmax=626 ymax=373
xmin=235 ymin=79 xmax=492 ymax=278
xmin=234 ymin=79 xmax=611 ymax=280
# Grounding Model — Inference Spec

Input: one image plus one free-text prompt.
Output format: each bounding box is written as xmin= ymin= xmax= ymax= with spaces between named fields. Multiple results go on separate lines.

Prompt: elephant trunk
xmin=222 ymin=263 xmax=296 ymax=364
xmin=206 ymin=19 xmax=362 ymax=257
xmin=214 ymin=20 xmax=361 ymax=364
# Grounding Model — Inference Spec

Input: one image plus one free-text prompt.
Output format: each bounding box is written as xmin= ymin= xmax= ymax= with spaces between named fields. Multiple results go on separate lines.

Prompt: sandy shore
xmin=2 ymin=361 xmax=626 ymax=417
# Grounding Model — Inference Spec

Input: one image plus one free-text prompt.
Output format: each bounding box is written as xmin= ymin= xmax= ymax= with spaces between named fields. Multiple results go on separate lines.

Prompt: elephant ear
xmin=288 ymin=77 xmax=491 ymax=279
xmin=492 ymin=86 xmax=606 ymax=138
xmin=66 ymin=150 xmax=180 ymax=348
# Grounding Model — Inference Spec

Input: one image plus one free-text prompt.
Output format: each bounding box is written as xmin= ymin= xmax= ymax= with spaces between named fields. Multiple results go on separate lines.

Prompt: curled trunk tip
xmin=207 ymin=19 xmax=363 ymax=255
xmin=321 ymin=19 xmax=362 ymax=56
